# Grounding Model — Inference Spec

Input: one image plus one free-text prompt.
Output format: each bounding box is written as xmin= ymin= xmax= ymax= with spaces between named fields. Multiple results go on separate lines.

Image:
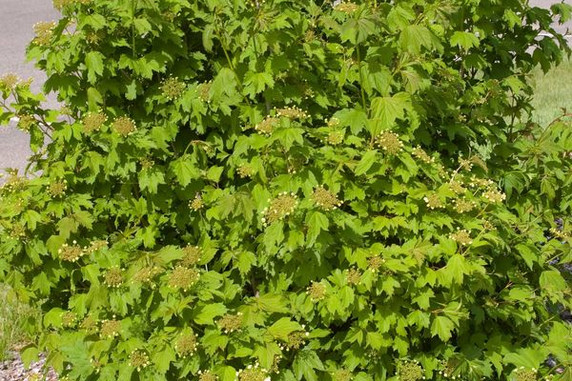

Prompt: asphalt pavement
xmin=0 ymin=0 xmax=570 ymax=177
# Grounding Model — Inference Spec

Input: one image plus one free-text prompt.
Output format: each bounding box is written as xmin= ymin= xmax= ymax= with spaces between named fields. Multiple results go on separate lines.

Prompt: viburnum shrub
xmin=1 ymin=0 xmax=572 ymax=380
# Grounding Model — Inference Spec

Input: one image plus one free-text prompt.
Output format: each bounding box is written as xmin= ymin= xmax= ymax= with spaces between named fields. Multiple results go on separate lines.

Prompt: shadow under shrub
xmin=0 ymin=0 xmax=572 ymax=380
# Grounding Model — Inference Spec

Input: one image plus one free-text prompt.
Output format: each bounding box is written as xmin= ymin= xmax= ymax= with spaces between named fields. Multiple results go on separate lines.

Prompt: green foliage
xmin=1 ymin=0 xmax=572 ymax=380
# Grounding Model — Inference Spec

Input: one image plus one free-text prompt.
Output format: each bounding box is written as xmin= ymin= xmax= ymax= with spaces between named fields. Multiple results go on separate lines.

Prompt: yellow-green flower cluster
xmin=175 ymin=332 xmax=198 ymax=357
xmin=368 ymin=256 xmax=385 ymax=272
xmin=306 ymin=281 xmax=326 ymax=301
xmin=458 ymin=157 xmax=473 ymax=171
xmin=58 ymin=242 xmax=85 ymax=262
xmin=550 ymin=228 xmax=570 ymax=240
xmin=334 ymin=1 xmax=358 ymax=13
xmin=482 ymin=188 xmax=506 ymax=204
xmin=326 ymin=130 xmax=344 ymax=145
xmin=17 ymin=115 xmax=36 ymax=132
xmin=139 ymin=157 xmax=155 ymax=170
xmin=33 ymin=21 xmax=56 ymax=46
xmin=82 ymin=112 xmax=107 ymax=133
xmin=238 ymin=163 xmax=254 ymax=178
xmin=129 ymin=350 xmax=150 ymax=371
xmin=412 ymin=146 xmax=434 ymax=164
xmin=312 ymin=186 xmax=342 ymax=210
xmin=333 ymin=369 xmax=353 ymax=381
xmin=327 ymin=117 xmax=340 ymax=127
xmin=376 ymin=131 xmax=404 ymax=155
xmin=61 ymin=311 xmax=76 ymax=327
xmin=347 ymin=268 xmax=361 ymax=285
xmin=397 ymin=360 xmax=424 ymax=381
xmin=275 ymin=106 xmax=308 ymax=119
xmin=423 ymin=194 xmax=443 ymax=209
xmin=453 ymin=198 xmax=476 ymax=213
xmin=449 ymin=180 xmax=466 ymax=195
xmin=513 ymin=367 xmax=538 ymax=381
xmin=197 ymin=81 xmax=212 ymax=103
xmin=450 ymin=229 xmax=472 ymax=246
xmin=218 ymin=312 xmax=243 ymax=334
xmin=237 ymin=364 xmax=269 ymax=381
xmin=48 ymin=180 xmax=68 ymax=198
xmin=85 ymin=239 xmax=108 ymax=254
xmin=0 ymin=73 xmax=20 ymax=89
xmin=438 ymin=358 xmax=459 ymax=379
xmin=280 ymin=327 xmax=309 ymax=351
xmin=161 ymin=77 xmax=185 ymax=100
xmin=468 ymin=176 xmax=494 ymax=188
xmin=168 ymin=266 xmax=200 ymax=291
xmin=104 ymin=267 xmax=123 ymax=288
xmin=255 ymin=116 xmax=279 ymax=136
xmin=100 ymin=318 xmax=121 ymax=338
xmin=198 ymin=370 xmax=218 ymax=381
xmin=189 ymin=194 xmax=205 ymax=211
xmin=181 ymin=245 xmax=202 ymax=267
xmin=112 ymin=116 xmax=137 ymax=136
xmin=262 ymin=192 xmax=298 ymax=225
xmin=9 ymin=223 xmax=27 ymax=240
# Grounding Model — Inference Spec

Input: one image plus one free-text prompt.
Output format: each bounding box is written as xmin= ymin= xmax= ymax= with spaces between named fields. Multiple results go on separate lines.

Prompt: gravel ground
xmin=0 ymin=352 xmax=58 ymax=381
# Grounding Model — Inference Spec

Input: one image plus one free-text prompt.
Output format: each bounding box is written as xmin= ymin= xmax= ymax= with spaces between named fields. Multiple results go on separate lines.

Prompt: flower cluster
xmin=468 ymin=176 xmax=494 ymax=188
xmin=255 ymin=116 xmax=279 ymax=136
xmin=453 ymin=198 xmax=476 ymax=213
xmin=306 ymin=281 xmax=326 ymax=301
xmin=412 ymin=146 xmax=434 ymax=164
xmin=449 ymin=180 xmax=466 ymax=194
xmin=17 ymin=115 xmax=36 ymax=132
xmin=0 ymin=73 xmax=20 ymax=89
xmin=513 ymin=367 xmax=538 ymax=381
xmin=181 ymin=245 xmax=202 ymax=267
xmin=483 ymin=188 xmax=506 ymax=204
xmin=197 ymin=81 xmax=212 ymax=102
xmin=100 ymin=318 xmax=121 ymax=338
xmin=261 ymin=192 xmax=298 ymax=225
xmin=458 ymin=157 xmax=473 ymax=171
xmin=334 ymin=1 xmax=358 ymax=13
xmin=218 ymin=312 xmax=243 ymax=334
xmin=274 ymin=106 xmax=308 ymax=119
xmin=549 ymin=227 xmax=570 ymax=240
xmin=450 ymin=229 xmax=472 ymax=246
xmin=85 ymin=239 xmax=108 ymax=254
xmin=333 ymin=369 xmax=353 ymax=381
xmin=104 ymin=267 xmax=123 ymax=288
xmin=284 ymin=329 xmax=310 ymax=350
xmin=186 ymin=194 xmax=203 ymax=212
xmin=368 ymin=256 xmax=385 ymax=272
xmin=33 ymin=21 xmax=56 ymax=46
xmin=129 ymin=350 xmax=150 ymax=371
xmin=312 ymin=186 xmax=342 ymax=210
xmin=61 ymin=311 xmax=76 ymax=327
xmin=9 ymin=223 xmax=27 ymax=240
xmin=161 ymin=77 xmax=185 ymax=100
xmin=326 ymin=130 xmax=344 ymax=145
xmin=139 ymin=157 xmax=155 ymax=170
xmin=198 ymin=370 xmax=218 ymax=381
xmin=423 ymin=194 xmax=443 ymax=209
xmin=347 ymin=268 xmax=361 ymax=285
xmin=112 ymin=116 xmax=137 ymax=136
xmin=238 ymin=163 xmax=254 ymax=178
xmin=397 ymin=360 xmax=425 ymax=381
xmin=175 ymin=332 xmax=198 ymax=357
xmin=375 ymin=131 xmax=404 ymax=155
xmin=327 ymin=117 xmax=340 ymax=127
xmin=82 ymin=112 xmax=107 ymax=133
xmin=237 ymin=364 xmax=270 ymax=381
xmin=58 ymin=242 xmax=85 ymax=262
xmin=48 ymin=180 xmax=68 ymax=198
xmin=168 ymin=266 xmax=200 ymax=291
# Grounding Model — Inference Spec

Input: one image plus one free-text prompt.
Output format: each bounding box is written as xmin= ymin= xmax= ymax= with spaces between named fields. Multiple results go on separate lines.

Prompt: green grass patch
xmin=0 ymin=285 xmax=40 ymax=360
xmin=531 ymin=57 xmax=572 ymax=126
